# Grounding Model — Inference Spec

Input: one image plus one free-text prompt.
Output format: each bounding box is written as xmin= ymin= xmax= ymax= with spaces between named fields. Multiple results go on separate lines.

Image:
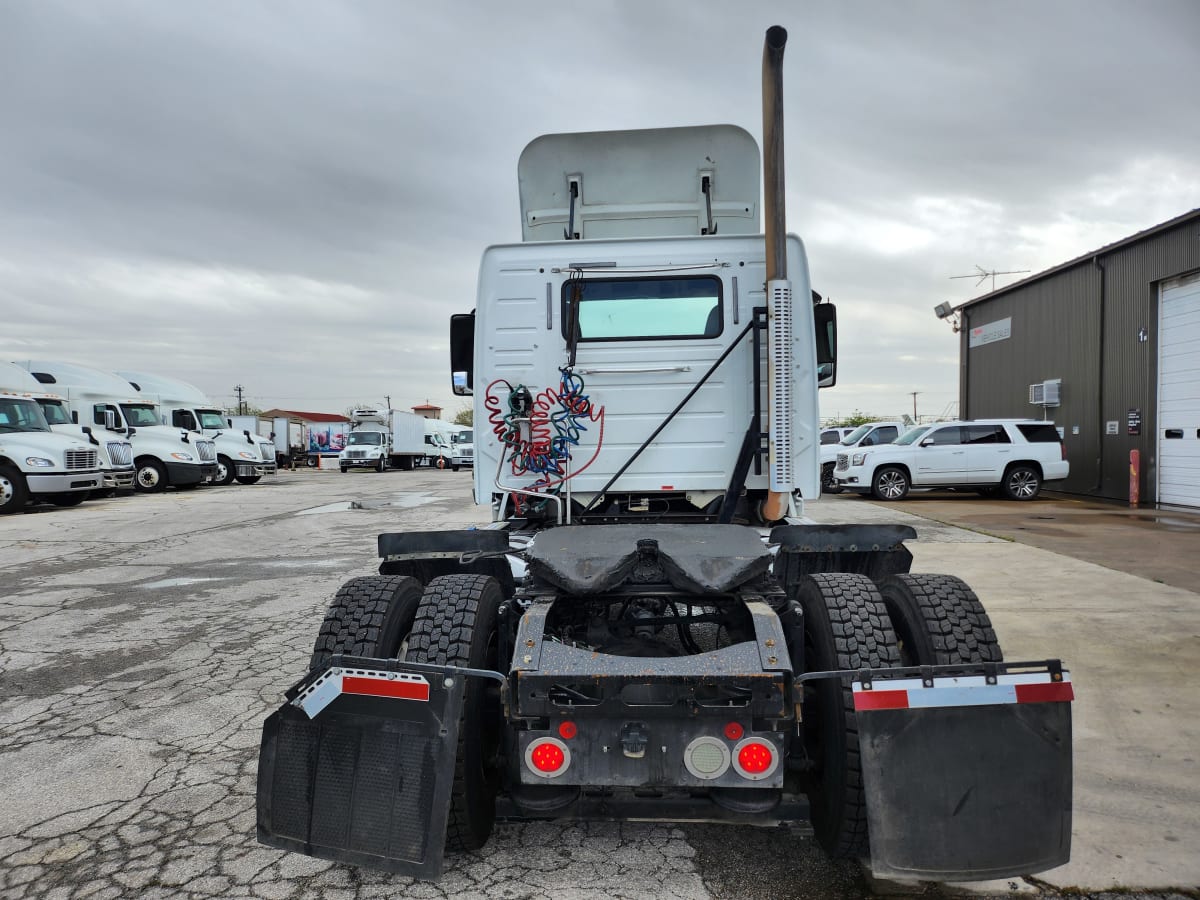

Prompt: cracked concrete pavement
xmin=1 ymin=469 xmax=1195 ymax=899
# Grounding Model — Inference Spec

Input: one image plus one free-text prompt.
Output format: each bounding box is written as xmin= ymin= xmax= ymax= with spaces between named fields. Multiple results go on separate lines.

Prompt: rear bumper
xmin=27 ymin=471 xmax=102 ymax=493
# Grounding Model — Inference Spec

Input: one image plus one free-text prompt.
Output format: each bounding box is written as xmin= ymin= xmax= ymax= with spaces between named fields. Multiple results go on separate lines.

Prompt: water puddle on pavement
xmin=140 ymin=577 xmax=223 ymax=589
xmin=297 ymin=493 xmax=444 ymax=515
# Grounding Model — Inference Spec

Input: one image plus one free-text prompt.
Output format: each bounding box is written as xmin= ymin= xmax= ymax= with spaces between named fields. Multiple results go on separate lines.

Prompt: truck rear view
xmin=257 ymin=26 xmax=1073 ymax=884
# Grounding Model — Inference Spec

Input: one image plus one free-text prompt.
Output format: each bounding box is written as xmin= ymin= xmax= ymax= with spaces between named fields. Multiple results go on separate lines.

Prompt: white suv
xmin=834 ymin=420 xmax=1069 ymax=501
xmin=820 ymin=421 xmax=908 ymax=494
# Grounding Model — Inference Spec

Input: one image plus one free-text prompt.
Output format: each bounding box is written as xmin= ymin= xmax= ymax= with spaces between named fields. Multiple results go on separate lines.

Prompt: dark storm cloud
xmin=0 ymin=0 xmax=1197 ymax=417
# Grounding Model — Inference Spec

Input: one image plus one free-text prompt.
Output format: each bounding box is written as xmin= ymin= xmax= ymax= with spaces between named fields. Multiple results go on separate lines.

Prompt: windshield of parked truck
xmin=841 ymin=425 xmax=872 ymax=445
xmin=347 ymin=432 xmax=384 ymax=445
xmin=37 ymin=399 xmax=73 ymax=426
xmin=0 ymin=398 xmax=51 ymax=432
xmin=894 ymin=426 xmax=932 ymax=446
xmin=196 ymin=410 xmax=226 ymax=429
xmin=121 ymin=404 xmax=161 ymax=427
xmin=452 ymin=430 xmax=473 ymax=444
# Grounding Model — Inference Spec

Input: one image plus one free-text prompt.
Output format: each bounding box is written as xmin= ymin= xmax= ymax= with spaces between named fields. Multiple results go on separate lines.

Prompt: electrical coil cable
xmin=484 ymin=369 xmax=605 ymax=514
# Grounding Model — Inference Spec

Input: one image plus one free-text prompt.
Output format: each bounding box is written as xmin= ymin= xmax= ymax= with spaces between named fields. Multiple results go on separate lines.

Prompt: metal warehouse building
xmin=951 ymin=207 xmax=1200 ymax=509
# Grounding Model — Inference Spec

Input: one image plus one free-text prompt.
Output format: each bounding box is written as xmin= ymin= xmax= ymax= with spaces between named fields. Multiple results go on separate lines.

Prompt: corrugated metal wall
xmin=960 ymin=214 xmax=1200 ymax=503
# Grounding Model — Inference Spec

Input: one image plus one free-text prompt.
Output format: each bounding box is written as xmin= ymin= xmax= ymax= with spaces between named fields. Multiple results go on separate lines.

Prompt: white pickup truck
xmin=819 ymin=421 xmax=907 ymax=493
xmin=834 ymin=419 xmax=1069 ymax=501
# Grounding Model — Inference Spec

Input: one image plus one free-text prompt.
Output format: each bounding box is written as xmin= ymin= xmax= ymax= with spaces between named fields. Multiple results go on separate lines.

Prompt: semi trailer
xmin=257 ymin=27 xmax=1073 ymax=883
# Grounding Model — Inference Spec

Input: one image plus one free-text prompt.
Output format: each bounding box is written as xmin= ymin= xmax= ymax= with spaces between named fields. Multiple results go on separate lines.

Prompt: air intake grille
xmin=106 ymin=442 xmax=133 ymax=467
xmin=65 ymin=450 xmax=99 ymax=470
xmin=196 ymin=440 xmax=216 ymax=463
xmin=259 ymin=442 xmax=276 ymax=461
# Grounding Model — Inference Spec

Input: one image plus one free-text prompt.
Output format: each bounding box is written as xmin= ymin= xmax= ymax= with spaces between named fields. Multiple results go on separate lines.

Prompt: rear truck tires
xmin=1003 ymin=464 xmax=1041 ymax=501
xmin=877 ymin=574 xmax=1003 ymax=667
xmin=48 ymin=492 xmax=87 ymax=507
xmin=871 ymin=466 xmax=910 ymax=501
xmin=135 ymin=458 xmax=168 ymax=493
xmin=406 ymin=573 xmax=504 ymax=853
xmin=796 ymin=573 xmax=899 ymax=859
xmin=452 ymin=464 xmax=461 ymax=472
xmin=0 ymin=466 xmax=30 ymax=515
xmin=340 ymin=466 xmax=348 ymax=474
xmin=309 ymin=575 xmax=424 ymax=672
xmin=397 ymin=455 xmax=415 ymax=471
xmin=235 ymin=474 xmax=262 ymax=485
xmin=215 ymin=455 xmax=237 ymax=486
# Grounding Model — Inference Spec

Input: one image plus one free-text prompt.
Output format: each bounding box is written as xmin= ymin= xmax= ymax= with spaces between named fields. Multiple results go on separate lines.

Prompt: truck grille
xmin=459 ymin=448 xmax=473 ymax=457
xmin=836 ymin=453 xmax=848 ymax=471
xmin=196 ymin=440 xmax=216 ymax=463
xmin=259 ymin=442 xmax=276 ymax=461
xmin=106 ymin=441 xmax=134 ymax=468
xmin=65 ymin=450 xmax=99 ymax=470
xmin=346 ymin=450 xmax=366 ymax=459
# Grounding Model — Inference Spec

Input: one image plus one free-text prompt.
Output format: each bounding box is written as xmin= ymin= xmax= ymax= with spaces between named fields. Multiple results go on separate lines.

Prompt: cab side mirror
xmin=814 ymin=303 xmax=837 ymax=388
xmin=450 ymin=312 xmax=475 ymax=396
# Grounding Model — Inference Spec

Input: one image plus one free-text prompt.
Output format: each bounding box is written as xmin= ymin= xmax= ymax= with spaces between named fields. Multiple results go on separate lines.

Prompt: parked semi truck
xmin=17 ymin=361 xmax=218 ymax=491
xmin=339 ymin=407 xmax=428 ymax=472
xmin=258 ymin=28 xmax=1073 ymax=883
xmin=1 ymin=361 xmax=134 ymax=494
xmin=0 ymin=384 xmax=101 ymax=514
xmin=118 ymin=371 xmax=277 ymax=486
xmin=448 ymin=427 xmax=474 ymax=472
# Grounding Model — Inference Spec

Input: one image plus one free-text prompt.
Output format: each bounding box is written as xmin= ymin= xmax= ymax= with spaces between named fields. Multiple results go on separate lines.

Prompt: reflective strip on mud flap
xmin=852 ymin=671 xmax=1073 ymax=712
xmin=292 ymin=668 xmax=431 ymax=719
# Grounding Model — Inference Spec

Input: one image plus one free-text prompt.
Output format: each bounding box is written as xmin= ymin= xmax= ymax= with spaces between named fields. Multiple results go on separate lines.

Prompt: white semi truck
xmin=0 ymin=361 xmax=135 ymax=494
xmin=0 ymin=386 xmax=101 ymax=514
xmin=118 ymin=371 xmax=277 ymax=486
xmin=258 ymin=27 xmax=1074 ymax=884
xmin=17 ymin=361 xmax=217 ymax=492
xmin=447 ymin=427 xmax=474 ymax=472
xmin=339 ymin=407 xmax=428 ymax=472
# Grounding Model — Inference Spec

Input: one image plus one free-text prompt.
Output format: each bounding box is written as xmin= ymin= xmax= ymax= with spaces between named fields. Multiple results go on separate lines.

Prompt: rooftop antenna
xmin=950 ymin=264 xmax=1031 ymax=293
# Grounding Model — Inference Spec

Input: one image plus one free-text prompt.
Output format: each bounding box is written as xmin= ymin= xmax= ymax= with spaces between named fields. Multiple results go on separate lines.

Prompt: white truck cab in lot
xmin=448 ymin=428 xmax=474 ymax=471
xmin=835 ymin=419 xmax=1069 ymax=501
xmin=819 ymin=421 xmax=907 ymax=493
xmin=17 ymin=361 xmax=218 ymax=492
xmin=1 ymin=361 xmax=135 ymax=493
xmin=118 ymin=371 xmax=277 ymax=486
xmin=0 ymin=388 xmax=101 ymax=514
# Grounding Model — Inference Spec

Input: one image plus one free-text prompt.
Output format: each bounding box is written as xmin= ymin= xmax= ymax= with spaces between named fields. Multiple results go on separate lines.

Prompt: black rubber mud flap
xmin=256 ymin=663 xmax=466 ymax=879
xmin=855 ymin=665 xmax=1073 ymax=881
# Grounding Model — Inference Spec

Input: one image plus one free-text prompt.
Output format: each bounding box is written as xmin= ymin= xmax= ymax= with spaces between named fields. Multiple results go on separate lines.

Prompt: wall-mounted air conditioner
xmin=1029 ymin=378 xmax=1062 ymax=407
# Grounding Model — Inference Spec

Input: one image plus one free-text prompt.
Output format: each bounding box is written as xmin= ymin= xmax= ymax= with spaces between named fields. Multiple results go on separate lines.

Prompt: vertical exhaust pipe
xmin=760 ymin=25 xmax=794 ymax=523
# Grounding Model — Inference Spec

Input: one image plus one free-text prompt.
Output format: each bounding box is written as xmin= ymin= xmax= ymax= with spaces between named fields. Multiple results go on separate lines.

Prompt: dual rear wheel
xmin=796 ymin=571 xmax=1001 ymax=858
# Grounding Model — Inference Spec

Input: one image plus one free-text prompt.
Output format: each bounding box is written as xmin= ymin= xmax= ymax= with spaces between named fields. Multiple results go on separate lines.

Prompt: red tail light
xmin=732 ymin=738 xmax=779 ymax=780
xmin=525 ymin=738 xmax=571 ymax=778
xmin=1061 ymin=443 xmax=1067 ymax=460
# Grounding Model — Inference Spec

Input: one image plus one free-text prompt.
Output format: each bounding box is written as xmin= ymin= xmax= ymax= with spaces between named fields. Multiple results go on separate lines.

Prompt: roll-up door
xmin=1158 ymin=272 xmax=1200 ymax=508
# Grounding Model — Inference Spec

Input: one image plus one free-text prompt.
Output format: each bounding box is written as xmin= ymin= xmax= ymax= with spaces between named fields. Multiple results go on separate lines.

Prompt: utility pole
xmin=910 ymin=391 xmax=920 ymax=420
xmin=235 ymin=384 xmax=245 ymax=415
xmin=385 ymin=394 xmax=391 ymax=410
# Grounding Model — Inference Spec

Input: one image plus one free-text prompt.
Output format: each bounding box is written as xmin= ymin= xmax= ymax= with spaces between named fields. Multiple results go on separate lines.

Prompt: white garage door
xmin=1158 ymin=271 xmax=1200 ymax=508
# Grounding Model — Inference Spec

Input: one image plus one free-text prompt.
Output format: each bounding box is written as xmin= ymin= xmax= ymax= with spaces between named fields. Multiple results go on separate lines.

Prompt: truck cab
xmin=17 ymin=361 xmax=218 ymax=492
xmin=0 ymin=361 xmax=134 ymax=493
xmin=448 ymin=429 xmax=474 ymax=472
xmin=118 ymin=371 xmax=278 ymax=486
xmin=0 ymin=388 xmax=101 ymax=513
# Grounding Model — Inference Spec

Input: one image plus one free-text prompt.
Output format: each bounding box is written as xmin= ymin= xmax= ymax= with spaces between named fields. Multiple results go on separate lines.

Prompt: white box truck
xmin=0 ymin=361 xmax=135 ymax=493
xmin=0 ymin=386 xmax=101 ymax=513
xmin=118 ymin=371 xmax=277 ymax=486
xmin=339 ymin=407 xmax=429 ymax=472
xmin=18 ymin=361 xmax=217 ymax=492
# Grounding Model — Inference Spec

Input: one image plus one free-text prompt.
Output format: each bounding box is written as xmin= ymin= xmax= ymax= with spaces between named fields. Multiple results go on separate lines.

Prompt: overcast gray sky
xmin=2 ymin=0 xmax=1197 ymax=422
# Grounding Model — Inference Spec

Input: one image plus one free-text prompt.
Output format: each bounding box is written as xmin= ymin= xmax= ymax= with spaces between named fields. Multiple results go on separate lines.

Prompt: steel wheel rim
xmin=139 ymin=467 xmax=160 ymax=488
xmin=216 ymin=461 xmax=229 ymax=482
xmin=879 ymin=471 xmax=905 ymax=499
xmin=0 ymin=477 xmax=13 ymax=504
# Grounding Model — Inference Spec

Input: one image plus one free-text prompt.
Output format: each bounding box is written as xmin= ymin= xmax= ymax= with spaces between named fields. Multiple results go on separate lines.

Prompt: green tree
xmin=452 ymin=404 xmax=473 ymax=426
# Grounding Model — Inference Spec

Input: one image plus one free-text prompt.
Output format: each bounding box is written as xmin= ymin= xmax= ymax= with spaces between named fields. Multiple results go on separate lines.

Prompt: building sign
xmin=1106 ymin=421 xmax=1119 ymax=435
xmin=1127 ymin=408 xmax=1141 ymax=436
xmin=968 ymin=317 xmax=1012 ymax=349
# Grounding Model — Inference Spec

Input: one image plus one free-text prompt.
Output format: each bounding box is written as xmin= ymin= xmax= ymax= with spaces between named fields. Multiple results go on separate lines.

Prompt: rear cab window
xmin=562 ymin=275 xmax=722 ymax=341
